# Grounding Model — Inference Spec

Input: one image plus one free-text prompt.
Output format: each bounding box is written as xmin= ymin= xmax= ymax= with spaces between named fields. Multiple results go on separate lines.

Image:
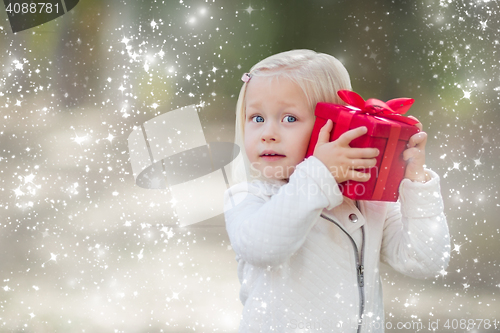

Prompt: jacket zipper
xmin=320 ymin=213 xmax=365 ymax=333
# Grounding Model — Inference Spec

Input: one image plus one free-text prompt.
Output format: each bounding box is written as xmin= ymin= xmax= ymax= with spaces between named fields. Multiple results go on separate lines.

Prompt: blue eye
xmin=252 ymin=115 xmax=264 ymax=123
xmin=283 ymin=115 xmax=297 ymax=123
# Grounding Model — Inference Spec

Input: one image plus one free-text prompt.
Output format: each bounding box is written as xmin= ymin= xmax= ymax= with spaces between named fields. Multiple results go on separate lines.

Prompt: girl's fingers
xmin=403 ymin=147 xmax=420 ymax=161
xmin=408 ymin=115 xmax=423 ymax=131
xmin=336 ymin=126 xmax=368 ymax=146
xmin=407 ymin=132 xmax=427 ymax=148
xmin=347 ymin=170 xmax=371 ymax=182
xmin=349 ymin=158 xmax=377 ymax=169
xmin=346 ymin=147 xmax=380 ymax=159
xmin=316 ymin=119 xmax=333 ymax=145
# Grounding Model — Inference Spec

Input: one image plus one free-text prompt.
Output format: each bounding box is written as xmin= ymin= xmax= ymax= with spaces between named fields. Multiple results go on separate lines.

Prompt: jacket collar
xmin=323 ymin=197 xmax=366 ymax=235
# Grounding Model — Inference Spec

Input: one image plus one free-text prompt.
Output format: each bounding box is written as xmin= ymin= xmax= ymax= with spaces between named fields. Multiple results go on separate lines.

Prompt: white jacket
xmin=224 ymin=156 xmax=450 ymax=333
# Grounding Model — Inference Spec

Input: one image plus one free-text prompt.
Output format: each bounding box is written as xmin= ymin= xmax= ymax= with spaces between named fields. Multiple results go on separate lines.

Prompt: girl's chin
xmin=259 ymin=167 xmax=291 ymax=180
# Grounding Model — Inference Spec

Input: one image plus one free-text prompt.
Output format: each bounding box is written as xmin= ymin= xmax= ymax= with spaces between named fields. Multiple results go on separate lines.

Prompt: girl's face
xmin=244 ymin=75 xmax=316 ymax=180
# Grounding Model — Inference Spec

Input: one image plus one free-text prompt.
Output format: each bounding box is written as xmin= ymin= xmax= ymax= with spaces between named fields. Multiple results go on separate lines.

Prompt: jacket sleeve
xmin=224 ymin=156 xmax=343 ymax=268
xmin=380 ymin=169 xmax=451 ymax=279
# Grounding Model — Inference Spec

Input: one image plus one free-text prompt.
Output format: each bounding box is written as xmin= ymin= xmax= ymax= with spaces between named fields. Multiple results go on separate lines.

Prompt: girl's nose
xmin=261 ymin=123 xmax=279 ymax=142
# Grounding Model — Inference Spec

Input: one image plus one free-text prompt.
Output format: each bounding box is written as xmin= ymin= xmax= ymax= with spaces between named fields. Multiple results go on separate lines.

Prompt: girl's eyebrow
xmin=277 ymin=100 xmax=300 ymax=108
xmin=247 ymin=100 xmax=300 ymax=111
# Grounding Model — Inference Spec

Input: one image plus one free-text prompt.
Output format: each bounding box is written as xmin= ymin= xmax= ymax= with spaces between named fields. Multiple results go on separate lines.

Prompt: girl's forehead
xmin=245 ymin=75 xmax=301 ymax=95
xmin=245 ymin=76 xmax=307 ymax=107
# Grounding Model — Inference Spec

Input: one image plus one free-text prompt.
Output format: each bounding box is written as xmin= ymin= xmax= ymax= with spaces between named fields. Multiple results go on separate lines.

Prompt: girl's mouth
xmin=260 ymin=154 xmax=285 ymax=161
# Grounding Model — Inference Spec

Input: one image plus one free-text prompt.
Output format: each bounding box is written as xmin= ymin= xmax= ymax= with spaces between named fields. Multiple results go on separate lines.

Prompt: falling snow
xmin=0 ymin=0 xmax=499 ymax=332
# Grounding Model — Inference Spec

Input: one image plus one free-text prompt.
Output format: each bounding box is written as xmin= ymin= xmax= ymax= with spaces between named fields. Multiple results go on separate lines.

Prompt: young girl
xmin=223 ymin=49 xmax=450 ymax=333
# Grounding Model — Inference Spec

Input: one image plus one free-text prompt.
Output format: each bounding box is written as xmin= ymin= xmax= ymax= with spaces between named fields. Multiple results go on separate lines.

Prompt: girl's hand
xmin=403 ymin=116 xmax=428 ymax=182
xmin=313 ymin=119 xmax=379 ymax=184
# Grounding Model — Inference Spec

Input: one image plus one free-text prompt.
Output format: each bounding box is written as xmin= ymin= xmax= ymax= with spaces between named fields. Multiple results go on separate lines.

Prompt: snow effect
xmin=0 ymin=0 xmax=499 ymax=331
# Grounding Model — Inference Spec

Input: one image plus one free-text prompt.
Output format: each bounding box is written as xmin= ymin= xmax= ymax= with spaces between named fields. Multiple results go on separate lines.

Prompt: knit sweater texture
xmin=224 ymin=156 xmax=450 ymax=333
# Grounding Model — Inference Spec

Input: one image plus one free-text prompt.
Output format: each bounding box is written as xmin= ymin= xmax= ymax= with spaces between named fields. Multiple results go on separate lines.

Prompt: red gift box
xmin=305 ymin=90 xmax=420 ymax=202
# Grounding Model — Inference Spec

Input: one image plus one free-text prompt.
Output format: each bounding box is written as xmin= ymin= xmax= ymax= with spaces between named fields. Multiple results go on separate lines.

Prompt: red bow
xmin=337 ymin=90 xmax=419 ymax=126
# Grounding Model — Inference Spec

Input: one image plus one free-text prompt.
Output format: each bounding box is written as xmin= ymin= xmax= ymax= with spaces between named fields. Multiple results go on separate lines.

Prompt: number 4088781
xmin=443 ymin=319 xmax=498 ymax=330
xmin=5 ymin=2 xmax=60 ymax=15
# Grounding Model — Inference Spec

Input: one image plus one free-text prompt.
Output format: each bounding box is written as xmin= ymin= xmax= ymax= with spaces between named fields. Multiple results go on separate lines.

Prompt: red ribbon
xmin=337 ymin=90 xmax=419 ymax=126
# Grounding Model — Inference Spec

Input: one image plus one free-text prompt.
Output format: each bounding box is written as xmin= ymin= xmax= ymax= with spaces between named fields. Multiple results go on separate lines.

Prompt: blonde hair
xmin=229 ymin=49 xmax=352 ymax=185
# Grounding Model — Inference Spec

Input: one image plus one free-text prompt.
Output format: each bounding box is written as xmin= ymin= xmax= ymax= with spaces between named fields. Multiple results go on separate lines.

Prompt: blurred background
xmin=0 ymin=0 xmax=499 ymax=332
